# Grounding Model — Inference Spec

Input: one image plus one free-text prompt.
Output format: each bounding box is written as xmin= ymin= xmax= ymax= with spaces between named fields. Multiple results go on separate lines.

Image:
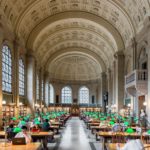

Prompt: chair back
xmin=112 ymin=132 xmax=125 ymax=143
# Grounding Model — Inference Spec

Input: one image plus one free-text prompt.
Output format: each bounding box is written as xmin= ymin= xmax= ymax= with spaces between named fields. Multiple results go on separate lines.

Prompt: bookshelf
xmin=2 ymin=104 xmax=15 ymax=126
xmin=19 ymin=105 xmax=27 ymax=117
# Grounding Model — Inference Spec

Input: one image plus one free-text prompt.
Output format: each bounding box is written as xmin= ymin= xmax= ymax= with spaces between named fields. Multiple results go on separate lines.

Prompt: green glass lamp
xmin=13 ymin=127 xmax=22 ymax=133
xmin=126 ymin=128 xmax=134 ymax=133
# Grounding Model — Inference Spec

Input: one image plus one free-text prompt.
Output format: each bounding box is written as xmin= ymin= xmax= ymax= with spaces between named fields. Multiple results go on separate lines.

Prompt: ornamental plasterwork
xmin=16 ymin=0 xmax=134 ymax=46
xmin=33 ymin=18 xmax=117 ymax=51
xmin=36 ymin=29 xmax=114 ymax=61
xmin=38 ymin=40 xmax=111 ymax=68
xmin=0 ymin=0 xmax=149 ymax=44
xmin=48 ymin=54 xmax=102 ymax=81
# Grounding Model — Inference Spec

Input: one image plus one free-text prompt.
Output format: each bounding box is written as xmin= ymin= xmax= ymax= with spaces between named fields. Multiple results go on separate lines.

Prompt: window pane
xmin=2 ymin=45 xmax=12 ymax=92
xmin=19 ymin=59 xmax=25 ymax=96
xmin=79 ymin=87 xmax=89 ymax=104
xmin=61 ymin=86 xmax=72 ymax=104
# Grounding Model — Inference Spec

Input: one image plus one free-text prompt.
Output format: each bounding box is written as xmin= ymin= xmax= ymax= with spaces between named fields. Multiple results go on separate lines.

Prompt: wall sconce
xmin=127 ymin=103 xmax=131 ymax=107
xmin=35 ymin=103 xmax=40 ymax=108
xmin=143 ymin=101 xmax=147 ymax=106
xmin=2 ymin=101 xmax=6 ymax=105
xmin=19 ymin=102 xmax=23 ymax=106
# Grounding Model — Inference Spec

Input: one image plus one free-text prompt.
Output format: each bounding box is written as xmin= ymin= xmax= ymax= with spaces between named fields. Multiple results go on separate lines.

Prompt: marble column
xmin=146 ymin=40 xmax=150 ymax=122
xmin=44 ymin=72 xmax=49 ymax=107
xmin=101 ymin=72 xmax=107 ymax=110
xmin=39 ymin=68 xmax=44 ymax=109
xmin=0 ymin=25 xmax=4 ymax=127
xmin=26 ymin=54 xmax=36 ymax=114
xmin=13 ymin=39 xmax=20 ymax=118
xmin=114 ymin=51 xmax=125 ymax=111
xmin=107 ymin=68 xmax=112 ymax=107
xmin=112 ymin=61 xmax=116 ymax=105
xmin=97 ymin=81 xmax=101 ymax=106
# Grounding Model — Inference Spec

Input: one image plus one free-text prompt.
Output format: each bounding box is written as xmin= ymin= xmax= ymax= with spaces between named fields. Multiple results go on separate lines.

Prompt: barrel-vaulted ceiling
xmin=0 ymin=0 xmax=149 ymax=81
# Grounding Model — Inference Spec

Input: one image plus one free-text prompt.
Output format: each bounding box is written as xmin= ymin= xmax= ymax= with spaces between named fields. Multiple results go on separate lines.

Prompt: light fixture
xmin=19 ymin=102 xmax=23 ymax=106
xmin=35 ymin=103 xmax=40 ymax=108
xmin=106 ymin=105 xmax=109 ymax=108
xmin=2 ymin=101 xmax=6 ymax=105
xmin=143 ymin=101 xmax=147 ymax=106
xmin=127 ymin=103 xmax=131 ymax=107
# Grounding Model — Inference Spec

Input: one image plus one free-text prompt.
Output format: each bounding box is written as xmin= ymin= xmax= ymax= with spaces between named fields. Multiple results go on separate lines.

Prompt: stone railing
xmin=125 ymin=70 xmax=148 ymax=95
xmin=125 ymin=70 xmax=147 ymax=85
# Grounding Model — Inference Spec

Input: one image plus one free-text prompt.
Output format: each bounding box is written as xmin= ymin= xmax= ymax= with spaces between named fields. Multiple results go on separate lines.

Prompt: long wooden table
xmin=91 ymin=126 xmax=112 ymax=134
xmin=0 ymin=142 xmax=41 ymax=150
xmin=96 ymin=131 xmax=143 ymax=141
xmin=106 ymin=143 xmax=150 ymax=150
xmin=0 ymin=131 xmax=54 ymax=137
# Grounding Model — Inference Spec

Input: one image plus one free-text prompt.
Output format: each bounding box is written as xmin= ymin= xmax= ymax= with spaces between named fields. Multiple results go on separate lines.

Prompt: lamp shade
xmin=13 ymin=127 xmax=22 ymax=133
xmin=109 ymin=121 xmax=115 ymax=125
xmin=126 ymin=128 xmax=134 ymax=133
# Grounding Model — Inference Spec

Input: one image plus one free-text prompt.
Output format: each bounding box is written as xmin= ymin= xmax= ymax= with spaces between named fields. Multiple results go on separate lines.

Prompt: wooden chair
xmin=112 ymin=132 xmax=125 ymax=143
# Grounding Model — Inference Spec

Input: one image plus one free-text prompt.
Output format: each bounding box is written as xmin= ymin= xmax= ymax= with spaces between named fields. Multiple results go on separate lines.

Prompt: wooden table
xmin=50 ymin=126 xmax=59 ymax=134
xmin=31 ymin=131 xmax=54 ymax=137
xmin=106 ymin=143 xmax=150 ymax=150
xmin=91 ymin=126 xmax=112 ymax=134
xmin=96 ymin=131 xmax=142 ymax=141
xmin=0 ymin=131 xmax=54 ymax=137
xmin=0 ymin=142 xmax=41 ymax=150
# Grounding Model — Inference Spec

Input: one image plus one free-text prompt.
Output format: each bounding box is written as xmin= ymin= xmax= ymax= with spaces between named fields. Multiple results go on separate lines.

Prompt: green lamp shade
xmin=111 ymin=118 xmax=115 ymax=122
xmin=12 ymin=117 xmax=17 ymax=121
xmin=126 ymin=128 xmax=134 ymax=133
xmin=109 ymin=121 xmax=115 ymax=125
xmin=13 ymin=127 xmax=22 ymax=133
xmin=100 ymin=118 xmax=105 ymax=121
xmin=21 ymin=121 xmax=26 ymax=125
xmin=35 ymin=121 xmax=40 ymax=125
xmin=147 ymin=130 xmax=150 ymax=134
xmin=124 ymin=122 xmax=129 ymax=126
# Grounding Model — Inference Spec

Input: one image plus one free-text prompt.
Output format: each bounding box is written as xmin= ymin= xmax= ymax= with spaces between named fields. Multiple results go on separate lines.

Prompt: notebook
xmin=12 ymin=137 xmax=26 ymax=145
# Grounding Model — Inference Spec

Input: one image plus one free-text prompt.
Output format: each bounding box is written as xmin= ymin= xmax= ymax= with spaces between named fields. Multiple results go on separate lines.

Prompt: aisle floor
xmin=49 ymin=117 xmax=102 ymax=150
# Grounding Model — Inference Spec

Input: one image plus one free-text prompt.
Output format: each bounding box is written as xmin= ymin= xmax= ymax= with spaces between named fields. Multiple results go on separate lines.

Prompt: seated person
xmin=117 ymin=135 xmax=144 ymax=150
xmin=136 ymin=124 xmax=142 ymax=134
xmin=31 ymin=124 xmax=41 ymax=132
xmin=99 ymin=120 xmax=109 ymax=127
xmin=7 ymin=124 xmax=15 ymax=140
xmin=15 ymin=126 xmax=32 ymax=144
xmin=42 ymin=119 xmax=50 ymax=131
xmin=112 ymin=120 xmax=122 ymax=132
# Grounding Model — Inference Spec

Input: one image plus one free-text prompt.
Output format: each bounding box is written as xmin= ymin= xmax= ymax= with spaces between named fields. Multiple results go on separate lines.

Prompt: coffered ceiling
xmin=0 ymin=0 xmax=149 ymax=81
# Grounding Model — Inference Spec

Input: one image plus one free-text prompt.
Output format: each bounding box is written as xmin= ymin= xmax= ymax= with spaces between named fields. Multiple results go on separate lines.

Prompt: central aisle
xmin=58 ymin=117 xmax=92 ymax=150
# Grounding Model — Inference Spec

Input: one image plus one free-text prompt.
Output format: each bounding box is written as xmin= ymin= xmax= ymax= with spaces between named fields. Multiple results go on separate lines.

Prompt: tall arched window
xmin=19 ymin=59 xmax=25 ymax=96
xmin=36 ymin=75 xmax=39 ymax=100
xmin=2 ymin=45 xmax=12 ymax=92
xmin=79 ymin=86 xmax=89 ymax=104
xmin=61 ymin=86 xmax=72 ymax=104
xmin=49 ymin=84 xmax=54 ymax=103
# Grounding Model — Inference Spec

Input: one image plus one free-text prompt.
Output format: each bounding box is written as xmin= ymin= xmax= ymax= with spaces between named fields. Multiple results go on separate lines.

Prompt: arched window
xmin=36 ymin=75 xmax=39 ymax=100
xmin=61 ymin=86 xmax=72 ymax=104
xmin=2 ymin=45 xmax=12 ymax=92
xmin=79 ymin=86 xmax=89 ymax=104
xmin=49 ymin=84 xmax=54 ymax=103
xmin=19 ymin=59 xmax=25 ymax=96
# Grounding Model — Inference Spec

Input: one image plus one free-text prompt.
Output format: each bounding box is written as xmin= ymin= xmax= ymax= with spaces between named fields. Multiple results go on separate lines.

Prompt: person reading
xmin=116 ymin=135 xmax=144 ymax=150
xmin=15 ymin=126 xmax=32 ymax=144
